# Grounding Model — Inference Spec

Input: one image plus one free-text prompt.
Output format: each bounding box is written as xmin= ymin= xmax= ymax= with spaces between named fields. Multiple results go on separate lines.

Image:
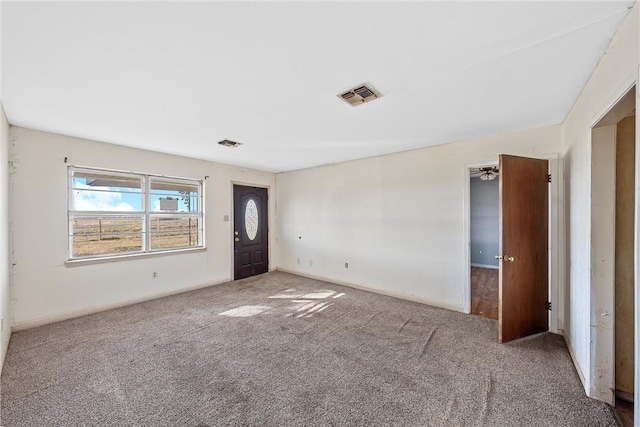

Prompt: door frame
xmin=463 ymin=153 xmax=561 ymax=335
xmin=230 ymin=181 xmax=272 ymax=280
xmin=588 ymin=80 xmax=637 ymax=405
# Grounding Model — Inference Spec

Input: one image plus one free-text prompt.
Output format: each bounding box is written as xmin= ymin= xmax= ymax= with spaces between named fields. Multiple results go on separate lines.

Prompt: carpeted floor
xmin=1 ymin=271 xmax=615 ymax=426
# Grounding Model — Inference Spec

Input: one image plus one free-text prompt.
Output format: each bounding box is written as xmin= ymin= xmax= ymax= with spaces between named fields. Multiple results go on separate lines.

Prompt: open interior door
xmin=498 ymin=154 xmax=549 ymax=343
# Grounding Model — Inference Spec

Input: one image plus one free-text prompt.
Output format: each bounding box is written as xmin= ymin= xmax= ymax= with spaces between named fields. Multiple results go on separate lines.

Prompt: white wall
xmin=470 ymin=177 xmax=499 ymax=268
xmin=0 ymin=0 xmax=11 ymax=374
xmin=10 ymin=127 xmax=276 ymax=329
xmin=276 ymin=125 xmax=562 ymax=315
xmin=0 ymin=103 xmax=10 ymax=371
xmin=561 ymin=3 xmax=639 ymax=402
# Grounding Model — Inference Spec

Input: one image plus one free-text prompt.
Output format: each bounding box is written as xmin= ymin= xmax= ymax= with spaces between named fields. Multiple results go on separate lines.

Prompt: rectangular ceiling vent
xmin=338 ymin=83 xmax=381 ymax=107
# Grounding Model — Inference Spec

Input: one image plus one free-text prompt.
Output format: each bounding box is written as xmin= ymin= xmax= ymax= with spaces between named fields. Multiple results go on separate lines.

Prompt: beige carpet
xmin=1 ymin=271 xmax=615 ymax=426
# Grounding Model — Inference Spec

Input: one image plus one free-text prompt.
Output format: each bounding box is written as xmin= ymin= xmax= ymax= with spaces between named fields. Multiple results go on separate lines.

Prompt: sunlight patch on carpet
xmin=218 ymin=305 xmax=272 ymax=317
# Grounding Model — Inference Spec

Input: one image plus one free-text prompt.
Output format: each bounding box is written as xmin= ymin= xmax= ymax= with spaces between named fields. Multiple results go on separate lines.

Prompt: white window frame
xmin=68 ymin=166 xmax=204 ymax=260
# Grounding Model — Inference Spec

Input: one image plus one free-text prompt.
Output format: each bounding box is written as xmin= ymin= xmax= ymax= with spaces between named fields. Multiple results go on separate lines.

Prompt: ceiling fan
xmin=470 ymin=166 xmax=499 ymax=181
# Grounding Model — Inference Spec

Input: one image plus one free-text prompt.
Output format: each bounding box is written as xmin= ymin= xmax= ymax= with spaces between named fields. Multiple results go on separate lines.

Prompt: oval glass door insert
xmin=245 ymin=199 xmax=259 ymax=240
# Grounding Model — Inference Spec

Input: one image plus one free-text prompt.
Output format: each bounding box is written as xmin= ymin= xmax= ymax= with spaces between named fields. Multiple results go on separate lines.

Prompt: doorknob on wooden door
xmin=495 ymin=255 xmax=515 ymax=262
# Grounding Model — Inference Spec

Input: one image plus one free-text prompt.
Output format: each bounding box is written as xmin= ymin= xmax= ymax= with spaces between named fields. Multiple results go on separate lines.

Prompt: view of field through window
xmin=69 ymin=168 xmax=203 ymax=258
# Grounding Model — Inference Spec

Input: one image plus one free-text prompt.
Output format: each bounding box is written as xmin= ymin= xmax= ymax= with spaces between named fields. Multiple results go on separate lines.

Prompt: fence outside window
xmin=68 ymin=167 xmax=203 ymax=259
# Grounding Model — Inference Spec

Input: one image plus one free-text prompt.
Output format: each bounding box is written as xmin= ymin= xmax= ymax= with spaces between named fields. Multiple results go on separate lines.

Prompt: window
xmin=68 ymin=167 xmax=203 ymax=260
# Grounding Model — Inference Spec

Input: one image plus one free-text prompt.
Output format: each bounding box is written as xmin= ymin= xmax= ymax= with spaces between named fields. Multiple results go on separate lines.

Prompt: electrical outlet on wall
xmin=345 ymin=262 xmax=349 ymax=269
xmin=152 ymin=272 xmax=157 ymax=279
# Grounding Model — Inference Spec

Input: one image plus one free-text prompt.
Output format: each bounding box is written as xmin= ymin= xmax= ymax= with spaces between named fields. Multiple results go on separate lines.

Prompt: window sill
xmin=65 ymin=247 xmax=207 ymax=267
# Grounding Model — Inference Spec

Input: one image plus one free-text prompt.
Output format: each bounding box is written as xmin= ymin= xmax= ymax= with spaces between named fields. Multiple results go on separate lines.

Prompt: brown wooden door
xmin=234 ymin=185 xmax=269 ymax=280
xmin=498 ymin=154 xmax=549 ymax=343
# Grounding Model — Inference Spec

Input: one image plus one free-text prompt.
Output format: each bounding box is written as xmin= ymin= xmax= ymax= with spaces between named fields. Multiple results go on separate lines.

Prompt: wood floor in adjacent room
xmin=471 ymin=266 xmax=498 ymax=320
xmin=615 ymin=398 xmax=634 ymax=427
xmin=1 ymin=271 xmax=617 ymax=426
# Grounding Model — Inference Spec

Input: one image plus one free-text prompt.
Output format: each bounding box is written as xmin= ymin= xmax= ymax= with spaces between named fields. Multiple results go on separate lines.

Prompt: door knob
xmin=234 ymin=237 xmax=240 ymax=242
xmin=495 ymin=255 xmax=515 ymax=262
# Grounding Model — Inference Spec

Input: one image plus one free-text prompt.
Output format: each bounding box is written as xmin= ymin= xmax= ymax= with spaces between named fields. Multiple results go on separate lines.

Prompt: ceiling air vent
xmin=218 ymin=139 xmax=242 ymax=148
xmin=338 ymin=83 xmax=381 ymax=107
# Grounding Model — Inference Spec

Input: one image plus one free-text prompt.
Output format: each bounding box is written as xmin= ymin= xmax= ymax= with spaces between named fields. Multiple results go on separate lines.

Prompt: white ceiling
xmin=2 ymin=1 xmax=634 ymax=173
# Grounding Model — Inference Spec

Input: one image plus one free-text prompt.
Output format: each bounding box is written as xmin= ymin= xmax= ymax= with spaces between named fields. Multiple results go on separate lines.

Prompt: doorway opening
xmin=467 ymin=154 xmax=552 ymax=344
xmin=590 ymin=85 xmax=635 ymax=424
xmin=469 ymin=166 xmax=500 ymax=320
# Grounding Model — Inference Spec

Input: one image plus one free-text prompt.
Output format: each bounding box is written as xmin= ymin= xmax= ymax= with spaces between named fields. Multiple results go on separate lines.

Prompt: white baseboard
xmin=11 ymin=278 xmax=232 ymax=332
xmin=275 ymin=267 xmax=465 ymax=314
xmin=471 ymin=263 xmax=499 ymax=269
xmin=0 ymin=329 xmax=10 ymax=376
xmin=12 ymin=267 xmax=466 ymax=331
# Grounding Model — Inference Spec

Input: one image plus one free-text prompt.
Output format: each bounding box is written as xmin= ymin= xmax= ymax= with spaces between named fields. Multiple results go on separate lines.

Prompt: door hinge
xmin=547 ymin=302 xmax=552 ymax=310
xmin=547 ymin=174 xmax=552 ymax=183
